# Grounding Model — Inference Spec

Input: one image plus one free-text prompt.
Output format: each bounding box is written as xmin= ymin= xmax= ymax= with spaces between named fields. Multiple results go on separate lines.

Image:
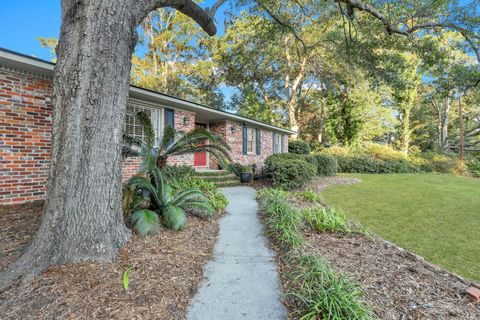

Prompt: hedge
xmin=288 ymin=139 xmax=311 ymax=155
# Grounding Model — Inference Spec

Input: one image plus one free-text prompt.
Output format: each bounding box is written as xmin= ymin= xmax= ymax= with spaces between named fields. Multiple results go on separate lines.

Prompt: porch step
xmin=194 ymin=169 xmax=241 ymax=187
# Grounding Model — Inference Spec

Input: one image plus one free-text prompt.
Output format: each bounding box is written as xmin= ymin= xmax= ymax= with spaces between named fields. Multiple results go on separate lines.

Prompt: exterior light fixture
xmin=183 ymin=116 xmax=190 ymax=126
xmin=230 ymin=126 xmax=236 ymax=134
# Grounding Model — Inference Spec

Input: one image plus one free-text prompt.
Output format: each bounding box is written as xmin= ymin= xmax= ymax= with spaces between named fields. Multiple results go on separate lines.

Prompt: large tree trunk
xmin=399 ymin=108 xmax=411 ymax=153
xmin=0 ymin=0 xmax=218 ymax=291
xmin=440 ymin=96 xmax=450 ymax=148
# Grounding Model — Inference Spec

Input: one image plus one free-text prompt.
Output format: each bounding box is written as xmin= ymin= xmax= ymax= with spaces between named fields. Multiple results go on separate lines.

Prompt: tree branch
xmin=139 ymin=0 xmax=219 ymax=36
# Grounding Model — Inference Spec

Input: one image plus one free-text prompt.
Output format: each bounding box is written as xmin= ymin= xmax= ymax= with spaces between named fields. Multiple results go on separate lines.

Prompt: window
xmin=124 ymin=100 xmax=162 ymax=144
xmin=275 ymin=134 xmax=282 ymax=153
xmin=247 ymin=127 xmax=256 ymax=154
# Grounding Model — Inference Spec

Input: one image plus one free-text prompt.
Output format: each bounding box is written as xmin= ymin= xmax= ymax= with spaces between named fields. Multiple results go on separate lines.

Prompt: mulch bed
xmin=0 ymin=202 xmax=221 ymax=319
xmin=279 ymin=177 xmax=480 ymax=319
xmin=305 ymin=232 xmax=480 ymax=319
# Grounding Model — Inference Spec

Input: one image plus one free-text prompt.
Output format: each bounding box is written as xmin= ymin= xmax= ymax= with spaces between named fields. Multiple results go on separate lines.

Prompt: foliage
xmin=171 ymin=177 xmax=228 ymax=213
xmin=289 ymin=254 xmax=374 ymax=320
xmin=269 ymin=159 xmax=316 ymax=190
xmin=226 ymin=162 xmax=244 ymax=177
xmin=322 ymin=173 xmax=480 ymax=281
xmin=294 ymin=190 xmax=322 ymax=204
xmin=125 ymin=167 xmax=213 ymax=234
xmin=122 ymin=111 xmax=231 ymax=171
xmin=302 ymin=206 xmax=351 ymax=233
xmin=257 ymin=188 xmax=373 ymax=319
xmin=257 ymin=188 xmax=305 ymax=250
xmin=164 ymin=165 xmax=196 ymax=180
xmin=288 ymin=139 xmax=311 ymax=155
xmin=311 ymin=154 xmax=338 ymax=176
xmin=123 ymin=267 xmax=132 ymax=291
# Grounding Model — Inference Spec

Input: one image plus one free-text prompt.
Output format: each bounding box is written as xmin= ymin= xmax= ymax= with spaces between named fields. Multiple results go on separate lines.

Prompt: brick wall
xmin=209 ymin=120 xmax=289 ymax=173
xmin=0 ymin=69 xmax=197 ymax=205
xmin=0 ymin=70 xmax=52 ymax=204
xmin=167 ymin=109 xmax=195 ymax=166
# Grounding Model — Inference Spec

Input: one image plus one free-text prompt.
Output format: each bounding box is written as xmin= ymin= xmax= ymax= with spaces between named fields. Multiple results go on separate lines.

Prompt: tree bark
xmin=0 ymin=0 xmax=218 ymax=291
xmin=458 ymin=94 xmax=464 ymax=163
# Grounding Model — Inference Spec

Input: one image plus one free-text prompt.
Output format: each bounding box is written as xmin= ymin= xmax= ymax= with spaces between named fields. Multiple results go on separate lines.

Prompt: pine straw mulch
xmin=277 ymin=176 xmax=480 ymax=319
xmin=304 ymin=232 xmax=480 ymax=320
xmin=0 ymin=202 xmax=221 ymax=319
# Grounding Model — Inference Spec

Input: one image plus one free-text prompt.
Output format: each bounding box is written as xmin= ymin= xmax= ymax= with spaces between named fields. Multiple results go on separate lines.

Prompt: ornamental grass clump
xmin=302 ymin=206 xmax=351 ymax=233
xmin=290 ymin=254 xmax=374 ymax=320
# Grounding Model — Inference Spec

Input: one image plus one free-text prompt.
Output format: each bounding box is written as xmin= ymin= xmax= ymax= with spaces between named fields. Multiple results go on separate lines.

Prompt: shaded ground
xmin=0 ymin=201 xmax=44 ymax=270
xmin=0 ymin=202 xmax=221 ymax=319
xmin=305 ymin=231 xmax=480 ymax=320
xmin=306 ymin=175 xmax=360 ymax=193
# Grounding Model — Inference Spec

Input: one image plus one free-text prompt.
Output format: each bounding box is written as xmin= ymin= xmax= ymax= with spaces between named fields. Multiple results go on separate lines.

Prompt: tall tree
xmin=0 ymin=0 xmax=224 ymax=291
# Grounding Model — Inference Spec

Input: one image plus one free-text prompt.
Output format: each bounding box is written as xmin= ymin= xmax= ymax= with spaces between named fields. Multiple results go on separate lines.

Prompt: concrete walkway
xmin=187 ymin=186 xmax=288 ymax=320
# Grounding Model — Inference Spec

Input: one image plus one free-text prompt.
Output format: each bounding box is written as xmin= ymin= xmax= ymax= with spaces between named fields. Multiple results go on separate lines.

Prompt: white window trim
xmin=247 ymin=127 xmax=256 ymax=155
xmin=125 ymin=98 xmax=164 ymax=146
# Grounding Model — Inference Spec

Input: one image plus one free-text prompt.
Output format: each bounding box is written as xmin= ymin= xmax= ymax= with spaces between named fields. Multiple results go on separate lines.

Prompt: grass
xmin=321 ymin=173 xmax=480 ymax=281
xmin=257 ymin=189 xmax=374 ymax=320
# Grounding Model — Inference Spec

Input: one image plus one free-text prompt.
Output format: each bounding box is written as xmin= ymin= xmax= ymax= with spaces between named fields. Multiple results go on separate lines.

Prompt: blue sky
xmin=0 ymin=0 xmax=229 ymax=61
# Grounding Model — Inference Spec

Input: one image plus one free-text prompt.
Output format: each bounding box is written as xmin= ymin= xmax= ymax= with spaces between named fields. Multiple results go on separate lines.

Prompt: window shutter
xmin=256 ymin=128 xmax=261 ymax=155
xmin=281 ymin=134 xmax=285 ymax=153
xmin=272 ymin=132 xmax=276 ymax=154
xmin=165 ymin=108 xmax=175 ymax=128
xmin=242 ymin=124 xmax=247 ymax=155
xmin=165 ymin=108 xmax=175 ymax=146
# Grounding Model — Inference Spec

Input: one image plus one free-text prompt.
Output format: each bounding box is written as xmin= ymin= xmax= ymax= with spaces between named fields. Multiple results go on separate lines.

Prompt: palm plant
xmin=122 ymin=111 xmax=231 ymax=173
xmin=126 ymin=167 xmax=213 ymax=235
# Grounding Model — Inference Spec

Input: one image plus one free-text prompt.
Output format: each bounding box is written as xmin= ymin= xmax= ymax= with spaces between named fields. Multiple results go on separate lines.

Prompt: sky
xmin=0 ymin=0 xmax=229 ymax=61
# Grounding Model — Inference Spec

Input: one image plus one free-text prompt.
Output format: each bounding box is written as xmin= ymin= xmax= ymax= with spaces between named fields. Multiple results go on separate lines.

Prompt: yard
xmin=321 ymin=173 xmax=480 ymax=281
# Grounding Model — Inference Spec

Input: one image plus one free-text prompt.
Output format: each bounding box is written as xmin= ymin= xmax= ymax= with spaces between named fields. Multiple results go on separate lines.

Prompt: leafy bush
xmin=164 ymin=165 xmax=195 ymax=180
xmin=288 ymin=139 xmax=311 ymax=154
xmin=125 ymin=168 xmax=213 ymax=234
xmin=265 ymin=153 xmax=305 ymax=169
xmin=270 ymin=159 xmax=317 ymax=190
xmin=290 ymin=254 xmax=374 ymax=320
xmin=302 ymin=206 xmax=351 ymax=233
xmin=226 ymin=162 xmax=244 ymax=176
xmin=312 ymin=153 xmax=337 ymax=176
xmin=171 ymin=177 xmax=228 ymax=212
xmin=467 ymin=159 xmax=480 ymax=177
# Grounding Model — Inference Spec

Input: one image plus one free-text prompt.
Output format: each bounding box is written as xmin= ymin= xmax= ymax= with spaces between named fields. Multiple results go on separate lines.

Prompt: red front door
xmin=194 ymin=123 xmax=207 ymax=167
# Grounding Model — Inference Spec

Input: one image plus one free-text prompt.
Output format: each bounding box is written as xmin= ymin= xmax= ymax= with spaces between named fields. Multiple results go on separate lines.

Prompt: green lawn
xmin=321 ymin=173 xmax=480 ymax=281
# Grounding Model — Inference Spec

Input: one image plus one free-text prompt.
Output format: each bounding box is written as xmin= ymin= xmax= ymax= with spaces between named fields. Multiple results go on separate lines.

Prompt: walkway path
xmin=187 ymin=186 xmax=287 ymax=320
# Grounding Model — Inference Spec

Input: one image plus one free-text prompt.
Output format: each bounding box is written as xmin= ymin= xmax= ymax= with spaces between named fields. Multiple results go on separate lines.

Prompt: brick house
xmin=0 ymin=48 xmax=294 ymax=205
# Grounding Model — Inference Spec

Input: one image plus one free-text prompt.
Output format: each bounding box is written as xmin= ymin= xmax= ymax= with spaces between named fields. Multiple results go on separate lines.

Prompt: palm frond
xmin=130 ymin=209 xmax=160 ymax=236
xmin=163 ymin=205 xmax=187 ymax=230
xmin=135 ymin=111 xmax=156 ymax=147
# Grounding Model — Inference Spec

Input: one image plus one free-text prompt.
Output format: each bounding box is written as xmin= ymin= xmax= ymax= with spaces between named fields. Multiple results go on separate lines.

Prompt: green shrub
xmin=467 ymin=159 xmax=480 ymax=177
xmin=312 ymin=153 xmax=337 ymax=176
xmin=265 ymin=153 xmax=305 ymax=169
xmin=289 ymin=139 xmax=311 ymax=154
xmin=334 ymin=154 xmax=420 ymax=174
xmin=164 ymin=165 xmax=196 ymax=180
xmin=270 ymin=159 xmax=317 ymax=190
xmin=172 ymin=177 xmax=228 ymax=212
xmin=226 ymin=162 xmax=243 ymax=176
xmin=290 ymin=254 xmax=374 ymax=320
xmin=302 ymin=206 xmax=351 ymax=233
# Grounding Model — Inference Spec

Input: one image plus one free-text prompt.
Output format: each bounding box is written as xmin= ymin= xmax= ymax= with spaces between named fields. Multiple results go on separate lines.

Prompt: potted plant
xmin=239 ymin=165 xmax=253 ymax=183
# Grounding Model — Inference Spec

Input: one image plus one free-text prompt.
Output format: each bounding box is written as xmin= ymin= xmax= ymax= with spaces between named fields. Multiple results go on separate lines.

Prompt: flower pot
xmin=240 ymin=172 xmax=252 ymax=183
